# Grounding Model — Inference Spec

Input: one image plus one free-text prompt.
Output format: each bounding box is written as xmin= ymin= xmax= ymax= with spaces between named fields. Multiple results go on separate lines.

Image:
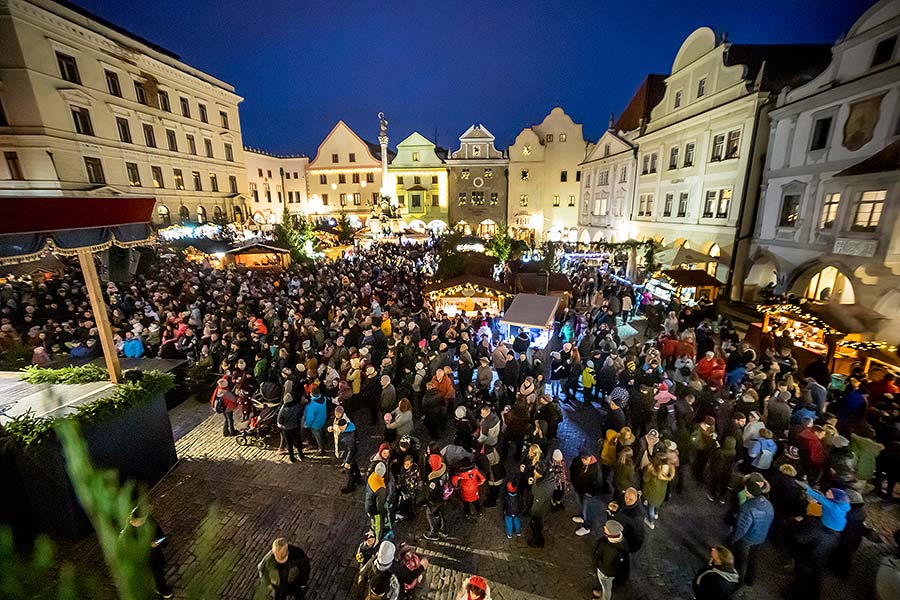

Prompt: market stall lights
xmin=756 ymin=304 xmax=844 ymax=337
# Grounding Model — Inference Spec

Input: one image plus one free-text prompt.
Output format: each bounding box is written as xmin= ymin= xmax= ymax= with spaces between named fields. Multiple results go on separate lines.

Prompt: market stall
xmin=222 ymin=243 xmax=290 ymax=270
xmin=645 ymin=269 xmax=724 ymax=305
xmin=424 ymin=275 xmax=511 ymax=316
xmin=500 ymin=293 xmax=560 ymax=349
xmin=753 ymin=302 xmax=898 ymax=376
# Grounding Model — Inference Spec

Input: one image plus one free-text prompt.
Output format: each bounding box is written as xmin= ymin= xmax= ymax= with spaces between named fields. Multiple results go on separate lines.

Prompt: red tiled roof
xmin=614 ymin=75 xmax=667 ymax=133
xmin=835 ymin=140 xmax=900 ymax=177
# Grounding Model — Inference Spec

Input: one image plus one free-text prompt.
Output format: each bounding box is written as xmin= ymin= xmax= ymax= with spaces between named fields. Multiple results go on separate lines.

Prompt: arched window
xmin=478 ymin=219 xmax=496 ymax=238
xmin=706 ymin=243 xmax=721 ymax=276
xmin=213 ymin=206 xmax=223 ymax=221
xmin=233 ymin=206 xmax=243 ymax=222
xmin=179 ymin=205 xmax=189 ymax=224
xmin=157 ymin=204 xmax=171 ymax=226
xmin=197 ymin=206 xmax=207 ymax=223
xmin=804 ymin=266 xmax=855 ymax=304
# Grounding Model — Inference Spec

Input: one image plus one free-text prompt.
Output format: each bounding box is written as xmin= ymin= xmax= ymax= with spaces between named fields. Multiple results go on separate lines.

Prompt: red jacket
xmin=796 ymin=427 xmax=826 ymax=467
xmin=210 ymin=388 xmax=239 ymax=412
xmin=451 ymin=466 xmax=486 ymax=502
xmin=660 ymin=337 xmax=679 ymax=358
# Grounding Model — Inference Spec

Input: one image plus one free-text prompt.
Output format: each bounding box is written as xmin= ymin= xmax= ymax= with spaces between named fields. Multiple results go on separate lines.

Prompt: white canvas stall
xmin=501 ymin=294 xmax=560 ymax=330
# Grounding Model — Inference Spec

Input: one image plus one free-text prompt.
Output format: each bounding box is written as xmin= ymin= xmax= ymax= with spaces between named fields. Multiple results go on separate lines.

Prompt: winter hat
xmin=506 ymin=481 xmax=517 ymax=493
xmin=604 ymin=519 xmax=624 ymax=538
xmin=375 ymin=541 xmax=395 ymax=571
xmin=467 ymin=576 xmax=488 ymax=592
xmin=829 ymin=488 xmax=849 ymax=504
xmin=366 ymin=366 xmax=377 ymax=377
xmin=784 ymin=445 xmax=800 ymax=461
xmin=479 ymin=356 xmax=490 ymax=364
xmin=846 ymin=489 xmax=863 ymax=505
xmin=374 ymin=462 xmax=387 ymax=477
xmin=428 ymin=454 xmax=443 ymax=472
xmin=776 ymin=391 xmax=792 ymax=402
xmin=703 ymin=415 xmax=716 ymax=428
xmin=454 ymin=406 xmax=467 ymax=419
xmin=552 ymin=449 xmax=563 ymax=462
xmin=334 ymin=406 xmax=345 ymax=416
xmin=665 ymin=440 xmax=677 ymax=451
xmin=778 ymin=464 xmax=797 ymax=477
xmin=749 ymin=410 xmax=761 ymax=421
xmin=415 ymin=361 xmax=424 ymax=370
xmin=647 ymin=429 xmax=659 ymax=440
xmin=745 ymin=473 xmax=766 ymax=497
xmin=831 ymin=435 xmax=850 ymax=449
xmin=302 ymin=340 xmax=312 ymax=351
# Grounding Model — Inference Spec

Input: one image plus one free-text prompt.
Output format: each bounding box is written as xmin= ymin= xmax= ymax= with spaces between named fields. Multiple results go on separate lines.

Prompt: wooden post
xmin=77 ymin=248 xmax=123 ymax=384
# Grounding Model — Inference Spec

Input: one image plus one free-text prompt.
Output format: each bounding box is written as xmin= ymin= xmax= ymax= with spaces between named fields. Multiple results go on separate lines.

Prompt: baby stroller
xmin=236 ymin=382 xmax=281 ymax=448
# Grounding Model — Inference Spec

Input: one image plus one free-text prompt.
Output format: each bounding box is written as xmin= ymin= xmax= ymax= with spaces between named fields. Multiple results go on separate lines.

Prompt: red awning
xmin=0 ymin=196 xmax=156 ymax=235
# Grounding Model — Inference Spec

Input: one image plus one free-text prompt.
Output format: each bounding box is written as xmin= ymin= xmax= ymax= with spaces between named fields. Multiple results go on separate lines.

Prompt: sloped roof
xmin=614 ymin=75 xmax=667 ymax=133
xmin=724 ymin=44 xmax=832 ymax=92
xmin=835 ymin=140 xmax=900 ymax=177
xmin=423 ymin=274 xmax=511 ymax=295
xmin=460 ymin=124 xmax=496 ymax=140
xmin=364 ymin=139 xmax=396 ymax=162
xmin=661 ymin=269 xmax=724 ymax=288
xmin=502 ymin=294 xmax=560 ymax=329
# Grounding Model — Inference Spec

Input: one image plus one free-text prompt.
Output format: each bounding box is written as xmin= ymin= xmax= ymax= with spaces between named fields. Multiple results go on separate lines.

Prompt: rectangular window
xmin=397 ymin=176 xmax=404 ymax=185
xmin=257 ymin=169 xmax=263 ymax=177
xmin=229 ymin=175 xmax=237 ymax=194
xmin=552 ymin=194 xmax=560 ymax=207
xmin=599 ymin=196 xmax=608 ymax=216
xmin=264 ymin=185 xmax=270 ymax=201
xmin=133 ymin=81 xmax=147 ymax=105
xmin=779 ymin=193 xmax=800 ymax=227
xmin=166 ymin=129 xmax=177 ymax=151
xmin=116 ymin=117 xmax=132 ymax=143
xmin=287 ymin=191 xmax=293 ymax=203
xmin=125 ymin=162 xmax=141 ymax=186
xmin=432 ymin=175 xmax=439 ymax=184
xmin=267 ymin=170 xmax=272 ymax=178
xmin=432 ymin=194 xmax=440 ymax=207
xmin=331 ymin=153 xmax=339 ymax=163
xmin=204 ymin=138 xmax=213 ymax=158
xmin=339 ymin=193 xmax=347 ymax=206
xmin=725 ymin=130 xmax=741 ymax=159
xmin=598 ymin=171 xmax=608 ymax=186
xmin=649 ymin=153 xmax=657 ymax=173
xmin=4 ymin=152 xmax=24 ymax=180
xmin=209 ymin=173 xmax=218 ymax=192
xmin=520 ymin=194 xmax=528 ymax=207
xmin=872 ymin=35 xmax=897 ymax=67
xmin=684 ymin=142 xmax=695 ymax=167
xmin=674 ymin=90 xmax=683 ymax=108
xmin=638 ymin=193 xmax=653 ymax=216
xmin=852 ymin=190 xmax=885 ymax=232
xmin=490 ymin=192 xmax=498 ymax=205
xmin=186 ymin=134 xmax=196 ymax=155
xmin=677 ymin=192 xmax=689 ymax=218
xmin=711 ymin=134 xmax=725 ymax=161
xmin=105 ymin=70 xmax=121 ymax=96
xmin=180 ymin=97 xmax=191 ymax=118
xmin=669 ymin=147 xmax=679 ymax=170
xmin=576 ymin=170 xmax=581 ymax=182
xmin=717 ymin=188 xmax=732 ymax=218
xmin=219 ymin=110 xmax=229 ymax=129
xmin=484 ymin=168 xmax=492 ymax=179
xmin=406 ymin=194 xmax=418 ymax=207
xmin=0 ymin=98 xmax=7 ymax=126
xmin=198 ymin=103 xmax=208 ymax=123
xmin=642 ymin=155 xmax=650 ymax=174
xmin=663 ymin=192 xmax=673 ymax=217
xmin=520 ymin=169 xmax=528 ymax=181
xmin=819 ymin=193 xmax=841 ymax=229
xmin=366 ymin=172 xmax=374 ymax=183
xmin=174 ymin=169 xmax=185 ymax=190
xmin=472 ymin=191 xmax=484 ymax=205
xmin=224 ymin=143 xmax=233 ymax=162
xmin=319 ymin=174 xmax=327 ymax=184
xmin=352 ymin=173 xmax=360 ymax=183
xmin=338 ymin=173 xmax=346 ymax=184
xmin=151 ymin=165 xmax=163 ymax=188
xmin=704 ymin=190 xmax=718 ymax=218
xmin=83 ymin=157 xmax=104 ymax=184
xmin=568 ymin=194 xmax=575 ymax=207
xmin=619 ymin=166 xmax=627 ymax=183
xmin=192 ymin=171 xmax=202 ymax=191
xmin=546 ymin=134 xmax=553 ymax=142
xmin=398 ymin=194 xmax=406 ymax=206
xmin=56 ymin=52 xmax=80 ymax=84
xmin=70 ymin=106 xmax=93 ymax=135
xmin=158 ymin=90 xmax=170 ymax=112
xmin=585 ymin=173 xmax=592 ymax=187
xmin=413 ymin=175 xmax=421 ymax=185
xmin=321 ymin=193 xmax=328 ymax=206
xmin=250 ymin=183 xmax=258 ymax=202
xmin=697 ymin=77 xmax=706 ymax=98
xmin=560 ymin=133 xmax=568 ymax=142
xmin=143 ymin=123 xmax=156 ymax=147
xmin=349 ymin=153 xmax=356 ymax=163
xmin=560 ymin=170 xmax=568 ymax=182
xmin=809 ymin=116 xmax=833 ymax=151
xmin=458 ymin=192 xmax=467 ymax=206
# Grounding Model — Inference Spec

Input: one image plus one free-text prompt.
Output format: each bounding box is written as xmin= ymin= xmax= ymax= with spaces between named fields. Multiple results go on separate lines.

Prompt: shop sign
xmin=832 ymin=238 xmax=877 ymax=257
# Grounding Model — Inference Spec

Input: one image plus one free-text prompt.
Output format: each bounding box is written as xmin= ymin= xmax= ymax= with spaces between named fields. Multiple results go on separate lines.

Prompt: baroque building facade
xmin=445 ymin=124 xmax=508 ymax=238
xmin=507 ymin=107 xmax=589 ymax=245
xmin=387 ymin=131 xmax=448 ymax=232
xmin=749 ymin=0 xmax=900 ymax=341
xmin=243 ymin=149 xmax=308 ymax=225
xmin=0 ymin=0 xmax=250 ymax=226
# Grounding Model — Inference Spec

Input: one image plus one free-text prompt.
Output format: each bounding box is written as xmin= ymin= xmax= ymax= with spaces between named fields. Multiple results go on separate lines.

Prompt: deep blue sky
xmin=74 ymin=0 xmax=872 ymax=156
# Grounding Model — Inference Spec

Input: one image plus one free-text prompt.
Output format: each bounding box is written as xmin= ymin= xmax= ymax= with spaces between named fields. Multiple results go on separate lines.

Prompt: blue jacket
xmin=731 ymin=495 xmax=774 ymax=546
xmin=749 ymin=438 xmax=777 ymax=469
xmin=122 ymin=338 xmax=145 ymax=358
xmin=806 ymin=488 xmax=850 ymax=532
xmin=303 ymin=395 xmax=327 ymax=430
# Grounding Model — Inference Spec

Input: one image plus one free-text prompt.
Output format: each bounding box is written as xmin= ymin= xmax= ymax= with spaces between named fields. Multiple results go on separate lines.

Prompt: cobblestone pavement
xmin=66 ymin=393 xmax=900 ymax=600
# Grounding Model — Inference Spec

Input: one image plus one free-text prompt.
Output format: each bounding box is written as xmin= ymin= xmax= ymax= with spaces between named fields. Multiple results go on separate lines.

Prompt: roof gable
xmin=582 ymin=130 xmax=634 ymax=163
xmin=309 ymin=121 xmax=380 ymax=168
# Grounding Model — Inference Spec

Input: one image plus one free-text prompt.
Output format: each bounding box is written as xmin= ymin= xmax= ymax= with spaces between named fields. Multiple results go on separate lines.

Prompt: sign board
xmin=832 ymin=238 xmax=877 ymax=257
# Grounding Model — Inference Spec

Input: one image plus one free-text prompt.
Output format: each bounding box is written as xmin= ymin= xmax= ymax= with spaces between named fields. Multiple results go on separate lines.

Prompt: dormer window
xmin=545 ymin=134 xmax=553 ymax=143
xmin=674 ymin=90 xmax=683 ymax=108
xmin=872 ymin=36 xmax=897 ymax=68
xmin=412 ymin=151 xmax=420 ymax=162
xmin=697 ymin=77 xmax=707 ymax=98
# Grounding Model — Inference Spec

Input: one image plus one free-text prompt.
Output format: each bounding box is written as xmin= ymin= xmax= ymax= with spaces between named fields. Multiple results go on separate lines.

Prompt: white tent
xmin=501 ymin=294 xmax=560 ymax=330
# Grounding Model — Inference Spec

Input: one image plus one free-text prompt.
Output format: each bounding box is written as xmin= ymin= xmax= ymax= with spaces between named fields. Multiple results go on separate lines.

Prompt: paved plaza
xmin=67 ymin=394 xmax=900 ymax=600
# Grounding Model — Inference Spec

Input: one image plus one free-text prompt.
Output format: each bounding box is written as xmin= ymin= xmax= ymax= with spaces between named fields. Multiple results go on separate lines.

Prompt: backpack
xmin=213 ymin=393 xmax=226 ymax=414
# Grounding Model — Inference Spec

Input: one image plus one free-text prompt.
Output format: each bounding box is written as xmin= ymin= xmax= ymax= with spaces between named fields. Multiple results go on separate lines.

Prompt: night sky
xmin=73 ymin=0 xmax=872 ymax=156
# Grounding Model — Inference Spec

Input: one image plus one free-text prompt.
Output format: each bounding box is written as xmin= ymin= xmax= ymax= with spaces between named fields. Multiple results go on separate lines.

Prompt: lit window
xmin=472 ymin=146 xmax=481 ymax=156
xmin=484 ymin=168 xmax=492 ymax=178
xmin=353 ymin=193 xmax=361 ymax=205
xmin=778 ymin=193 xmax=800 ymax=227
xmin=125 ymin=162 xmax=141 ymax=186
xmin=684 ymin=143 xmax=695 ymax=167
xmin=520 ymin=169 xmax=529 ymax=181
xmin=151 ymin=166 xmax=164 ymax=188
xmin=599 ymin=196 xmax=608 ymax=216
xmin=340 ymin=193 xmax=347 ymax=206
xmin=490 ymin=192 xmax=498 ymax=205
xmin=192 ymin=171 xmax=202 ymax=191
xmin=458 ymin=192 xmax=467 ymax=206
xmin=157 ymin=205 xmax=170 ymax=225
xmin=553 ymin=195 xmax=560 ymax=207
xmin=559 ymin=133 xmax=567 ymax=142
xmin=725 ymin=130 xmax=741 ymax=159
xmin=520 ymin=194 xmax=528 ymax=207
xmin=568 ymin=195 xmax=575 ymax=207
xmin=717 ymin=188 xmax=732 ymax=218
xmin=545 ymin=134 xmax=553 ymax=143
xmin=852 ymin=190 xmax=885 ymax=232
xmin=173 ymin=169 xmax=185 ymax=190
xmin=197 ymin=206 xmax=207 ymax=223
xmin=461 ymin=169 xmax=470 ymax=180
xmin=820 ymin=193 xmax=841 ymax=229
xmin=412 ymin=152 xmax=420 ymax=162
xmin=472 ymin=191 xmax=484 ymax=206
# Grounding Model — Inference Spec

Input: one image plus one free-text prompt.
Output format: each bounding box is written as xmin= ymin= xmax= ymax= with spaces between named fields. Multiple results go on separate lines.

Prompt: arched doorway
xmin=546 ymin=226 xmax=562 ymax=242
xmin=706 ymin=243 xmax=721 ymax=276
xmin=213 ymin=206 xmax=223 ymax=221
xmin=567 ymin=228 xmax=578 ymax=244
xmin=579 ymin=229 xmax=591 ymax=245
xmin=157 ymin=204 xmax=171 ymax=226
xmin=233 ymin=206 xmax=243 ymax=223
xmin=197 ymin=206 xmax=207 ymax=224
xmin=179 ymin=205 xmax=189 ymax=224
xmin=743 ymin=254 xmax=778 ymax=302
xmin=799 ymin=266 xmax=855 ymax=304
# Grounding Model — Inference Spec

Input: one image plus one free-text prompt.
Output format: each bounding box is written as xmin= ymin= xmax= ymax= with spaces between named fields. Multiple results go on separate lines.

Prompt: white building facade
xmin=749 ymin=0 xmax=900 ymax=341
xmin=0 ymin=0 xmax=250 ymax=226
xmin=243 ymin=149 xmax=308 ymax=225
xmin=507 ymin=107 xmax=590 ymax=245
xmin=631 ymin=27 xmax=830 ymax=285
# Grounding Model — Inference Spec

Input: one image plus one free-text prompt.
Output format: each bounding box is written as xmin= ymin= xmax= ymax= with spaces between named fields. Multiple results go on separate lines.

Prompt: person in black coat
xmin=122 ymin=506 xmax=173 ymax=598
xmin=607 ymin=487 xmax=646 ymax=554
xmin=593 ymin=520 xmax=630 ymax=599
xmin=692 ymin=546 xmax=740 ymax=600
xmin=570 ymin=450 xmax=600 ymax=535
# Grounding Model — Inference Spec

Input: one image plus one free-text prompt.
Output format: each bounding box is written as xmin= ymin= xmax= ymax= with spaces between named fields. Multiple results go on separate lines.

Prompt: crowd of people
xmin=2 ymin=240 xmax=900 ymax=600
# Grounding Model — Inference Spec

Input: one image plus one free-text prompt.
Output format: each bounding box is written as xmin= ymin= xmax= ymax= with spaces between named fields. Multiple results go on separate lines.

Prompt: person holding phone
xmin=123 ymin=506 xmax=173 ymax=599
